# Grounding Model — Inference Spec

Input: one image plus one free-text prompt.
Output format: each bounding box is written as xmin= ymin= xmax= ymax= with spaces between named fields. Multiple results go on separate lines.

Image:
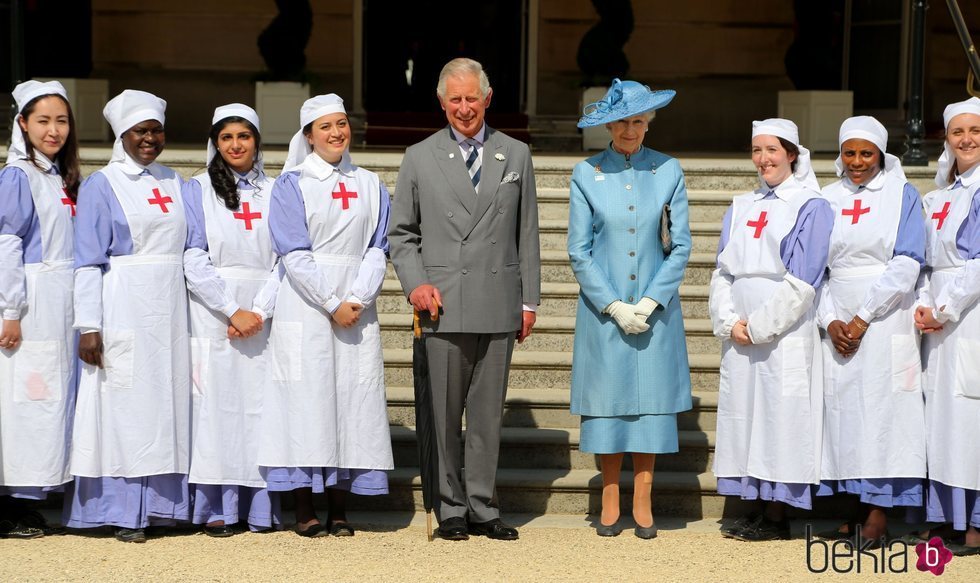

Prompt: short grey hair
xmin=436 ymin=58 xmax=491 ymax=99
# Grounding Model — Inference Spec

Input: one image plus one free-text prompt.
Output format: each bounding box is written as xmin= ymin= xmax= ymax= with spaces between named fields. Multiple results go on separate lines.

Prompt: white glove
xmin=606 ymin=300 xmax=650 ymax=335
xmin=634 ymin=297 xmax=660 ymax=320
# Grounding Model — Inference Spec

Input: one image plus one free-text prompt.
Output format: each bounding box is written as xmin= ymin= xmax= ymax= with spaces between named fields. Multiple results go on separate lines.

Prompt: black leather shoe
xmin=721 ymin=513 xmax=760 ymax=538
xmin=731 ymin=517 xmax=791 ymax=542
xmin=0 ymin=519 xmax=43 ymax=539
xmin=295 ymin=523 xmax=327 ymax=538
xmin=113 ymin=527 xmax=146 ymax=543
xmin=634 ymin=522 xmax=658 ymax=540
xmin=469 ymin=519 xmax=518 ymax=541
xmin=437 ymin=517 xmax=469 ymax=541
xmin=18 ymin=510 xmax=66 ymax=536
xmin=203 ymin=524 xmax=236 ymax=538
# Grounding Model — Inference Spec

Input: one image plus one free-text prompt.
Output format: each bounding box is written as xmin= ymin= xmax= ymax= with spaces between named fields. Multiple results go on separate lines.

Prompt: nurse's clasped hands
xmin=606 ymin=300 xmax=650 ymax=335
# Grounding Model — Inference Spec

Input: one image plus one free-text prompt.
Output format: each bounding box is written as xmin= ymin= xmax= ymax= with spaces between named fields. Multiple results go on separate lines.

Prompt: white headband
xmin=834 ymin=115 xmax=906 ymax=182
xmin=283 ymin=94 xmax=348 ymax=172
xmin=7 ymin=80 xmax=70 ymax=165
xmin=751 ymin=118 xmax=820 ymax=191
xmin=206 ymin=103 xmax=263 ymax=171
xmin=936 ymin=97 xmax=980 ymax=187
xmin=103 ymin=89 xmax=167 ymax=169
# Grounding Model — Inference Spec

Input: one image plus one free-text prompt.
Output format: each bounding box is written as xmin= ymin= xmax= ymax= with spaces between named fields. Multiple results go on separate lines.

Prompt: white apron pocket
xmin=13 ymin=340 xmax=64 ymax=403
xmin=954 ymin=338 xmax=980 ymax=399
xmin=357 ymin=320 xmax=384 ymax=387
xmin=190 ymin=337 xmax=210 ymax=397
xmin=271 ymin=321 xmax=303 ymax=382
xmin=890 ymin=335 xmax=922 ymax=392
xmin=102 ymin=329 xmax=135 ymax=390
xmin=781 ymin=336 xmax=810 ymax=398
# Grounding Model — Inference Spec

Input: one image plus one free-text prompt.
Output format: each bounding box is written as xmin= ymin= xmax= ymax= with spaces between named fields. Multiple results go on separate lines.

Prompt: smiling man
xmin=388 ymin=58 xmax=540 ymax=541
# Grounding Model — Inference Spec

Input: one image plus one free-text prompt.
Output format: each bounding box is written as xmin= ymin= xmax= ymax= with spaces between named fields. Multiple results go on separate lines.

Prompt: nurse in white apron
xmin=0 ymin=81 xmax=79 ymax=539
xmin=814 ymin=116 xmax=926 ymax=544
xmin=66 ymin=90 xmax=191 ymax=543
xmin=709 ymin=119 xmax=832 ymax=541
xmin=911 ymin=97 xmax=980 ymax=556
xmin=183 ymin=104 xmax=282 ymax=536
xmin=258 ymin=94 xmax=393 ymax=538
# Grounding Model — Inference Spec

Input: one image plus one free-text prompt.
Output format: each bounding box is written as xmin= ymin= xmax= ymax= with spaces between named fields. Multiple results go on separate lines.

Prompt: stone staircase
xmin=46 ymin=146 xmax=940 ymax=518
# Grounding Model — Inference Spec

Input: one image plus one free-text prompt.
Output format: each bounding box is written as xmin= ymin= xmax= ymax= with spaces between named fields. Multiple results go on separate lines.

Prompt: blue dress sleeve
xmin=0 ymin=167 xmax=35 ymax=239
xmin=181 ymin=178 xmax=209 ymax=252
xmin=894 ymin=183 xmax=926 ymax=264
xmin=268 ymin=171 xmax=312 ymax=257
xmin=716 ymin=204 xmax=734 ymax=265
xmin=367 ymin=183 xmax=391 ymax=255
xmin=956 ymin=188 xmax=980 ymax=261
xmin=74 ymin=173 xmax=116 ymax=270
xmin=779 ymin=197 xmax=834 ymax=288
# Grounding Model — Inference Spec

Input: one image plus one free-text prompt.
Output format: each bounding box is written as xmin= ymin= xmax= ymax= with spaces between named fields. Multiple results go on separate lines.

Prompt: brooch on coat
xmin=594 ymin=164 xmax=604 ymax=181
xmin=495 ymin=153 xmax=506 ymax=161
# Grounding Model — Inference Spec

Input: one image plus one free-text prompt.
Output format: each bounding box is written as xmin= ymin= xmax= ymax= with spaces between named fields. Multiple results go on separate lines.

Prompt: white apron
xmin=819 ymin=173 xmax=925 ymax=480
xmin=921 ymin=181 xmax=980 ymax=490
xmin=0 ymin=160 xmax=74 ymax=487
xmin=70 ymin=164 xmax=190 ymax=478
xmin=257 ymin=161 xmax=393 ymax=471
xmin=188 ymin=173 xmax=277 ymax=487
xmin=712 ymin=184 xmax=824 ymax=484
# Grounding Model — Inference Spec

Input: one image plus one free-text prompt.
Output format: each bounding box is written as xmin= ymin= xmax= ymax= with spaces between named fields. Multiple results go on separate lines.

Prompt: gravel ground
xmin=1 ymin=513 xmax=976 ymax=582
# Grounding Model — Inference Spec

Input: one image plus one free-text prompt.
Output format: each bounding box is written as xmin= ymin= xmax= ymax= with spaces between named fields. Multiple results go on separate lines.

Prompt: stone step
xmin=65 ymin=147 xmax=939 ymax=195
xmin=385 ymin=387 xmax=719 ymax=432
xmin=382 ymin=349 xmax=721 ymax=391
xmin=377 ymin=280 xmax=712 ymax=319
xmin=350 ymin=467 xmax=726 ymax=517
xmin=540 ymin=219 xmax=723 ymax=253
xmin=536 ymin=188 xmax=736 ymax=224
xmin=383 ymin=250 xmax=717 ymax=287
xmin=378 ymin=313 xmax=721 ymax=355
xmin=388 ymin=425 xmax=715 ymax=473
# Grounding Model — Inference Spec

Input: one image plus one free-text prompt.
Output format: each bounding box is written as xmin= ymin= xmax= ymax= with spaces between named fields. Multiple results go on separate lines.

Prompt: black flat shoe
xmin=295 ymin=523 xmax=327 ymax=538
xmin=945 ymin=541 xmax=980 ymax=557
xmin=18 ymin=510 xmax=66 ymax=536
xmin=731 ymin=517 xmax=791 ymax=542
xmin=437 ymin=517 xmax=469 ymax=541
xmin=113 ymin=527 xmax=146 ymax=543
xmin=203 ymin=524 xmax=236 ymax=538
xmin=469 ymin=519 xmax=518 ymax=541
xmin=634 ymin=523 xmax=658 ymax=540
xmin=0 ymin=519 xmax=43 ymax=540
xmin=328 ymin=521 xmax=355 ymax=537
xmin=721 ymin=513 xmax=761 ymax=539
xmin=595 ymin=522 xmax=621 ymax=537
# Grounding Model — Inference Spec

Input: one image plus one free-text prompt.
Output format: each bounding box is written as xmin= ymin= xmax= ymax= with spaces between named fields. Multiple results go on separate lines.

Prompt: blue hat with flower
xmin=577 ymin=78 xmax=676 ymax=128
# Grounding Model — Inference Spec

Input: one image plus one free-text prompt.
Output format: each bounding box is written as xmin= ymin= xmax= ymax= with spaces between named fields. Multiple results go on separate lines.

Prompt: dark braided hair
xmin=207 ymin=116 xmax=261 ymax=210
xmin=19 ymin=94 xmax=81 ymax=201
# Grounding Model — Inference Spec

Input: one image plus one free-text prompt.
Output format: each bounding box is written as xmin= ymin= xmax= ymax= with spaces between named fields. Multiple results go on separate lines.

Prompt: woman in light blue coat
xmin=568 ymin=79 xmax=693 ymax=539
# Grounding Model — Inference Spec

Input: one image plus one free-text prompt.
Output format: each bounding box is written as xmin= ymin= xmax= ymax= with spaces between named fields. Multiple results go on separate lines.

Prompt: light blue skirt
xmin=579 ymin=414 xmax=678 ymax=454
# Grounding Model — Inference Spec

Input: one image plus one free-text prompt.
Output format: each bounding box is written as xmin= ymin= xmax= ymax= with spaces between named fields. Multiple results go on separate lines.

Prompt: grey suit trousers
xmin=425 ymin=331 xmax=515 ymax=523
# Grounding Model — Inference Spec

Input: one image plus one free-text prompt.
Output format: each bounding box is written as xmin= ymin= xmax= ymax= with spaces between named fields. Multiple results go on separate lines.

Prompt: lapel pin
xmin=449 ymin=153 xmax=455 ymax=159
xmin=495 ymin=153 xmax=506 ymax=161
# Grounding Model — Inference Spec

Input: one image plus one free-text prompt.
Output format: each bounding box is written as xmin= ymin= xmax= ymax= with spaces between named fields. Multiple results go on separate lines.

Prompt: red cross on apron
xmin=932 ymin=201 xmax=951 ymax=230
xmin=147 ymin=188 xmax=173 ymax=213
xmin=842 ymin=199 xmax=870 ymax=224
xmin=332 ymin=183 xmax=358 ymax=210
xmin=61 ymin=188 xmax=76 ymax=217
xmin=232 ymin=201 xmax=262 ymax=230
xmin=747 ymin=211 xmax=768 ymax=239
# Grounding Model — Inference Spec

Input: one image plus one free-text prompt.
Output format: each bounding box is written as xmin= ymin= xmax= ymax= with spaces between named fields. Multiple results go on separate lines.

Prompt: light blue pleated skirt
xmin=579 ymin=414 xmax=679 ymax=454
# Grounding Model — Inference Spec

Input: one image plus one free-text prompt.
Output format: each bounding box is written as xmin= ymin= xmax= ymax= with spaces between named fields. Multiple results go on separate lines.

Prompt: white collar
xmin=842 ymin=168 xmax=887 ymax=193
xmin=303 ymin=151 xmax=355 ymax=181
xmin=952 ymin=162 xmax=980 ymax=189
xmin=755 ymin=175 xmax=801 ymax=201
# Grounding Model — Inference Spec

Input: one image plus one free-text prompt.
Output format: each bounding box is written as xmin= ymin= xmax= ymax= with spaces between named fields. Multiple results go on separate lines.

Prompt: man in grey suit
xmin=389 ymin=58 xmax=541 ymax=541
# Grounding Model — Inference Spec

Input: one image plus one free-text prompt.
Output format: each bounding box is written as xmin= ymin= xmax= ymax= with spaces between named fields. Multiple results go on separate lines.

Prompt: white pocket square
xmin=501 ymin=172 xmax=521 ymax=184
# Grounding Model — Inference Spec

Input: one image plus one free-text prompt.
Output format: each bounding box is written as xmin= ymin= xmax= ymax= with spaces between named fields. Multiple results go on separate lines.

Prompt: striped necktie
xmin=465 ymin=138 xmax=481 ymax=191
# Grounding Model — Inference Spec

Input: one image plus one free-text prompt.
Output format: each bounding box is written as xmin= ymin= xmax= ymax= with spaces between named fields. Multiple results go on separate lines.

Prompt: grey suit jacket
xmin=389 ymin=126 xmax=541 ymax=333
